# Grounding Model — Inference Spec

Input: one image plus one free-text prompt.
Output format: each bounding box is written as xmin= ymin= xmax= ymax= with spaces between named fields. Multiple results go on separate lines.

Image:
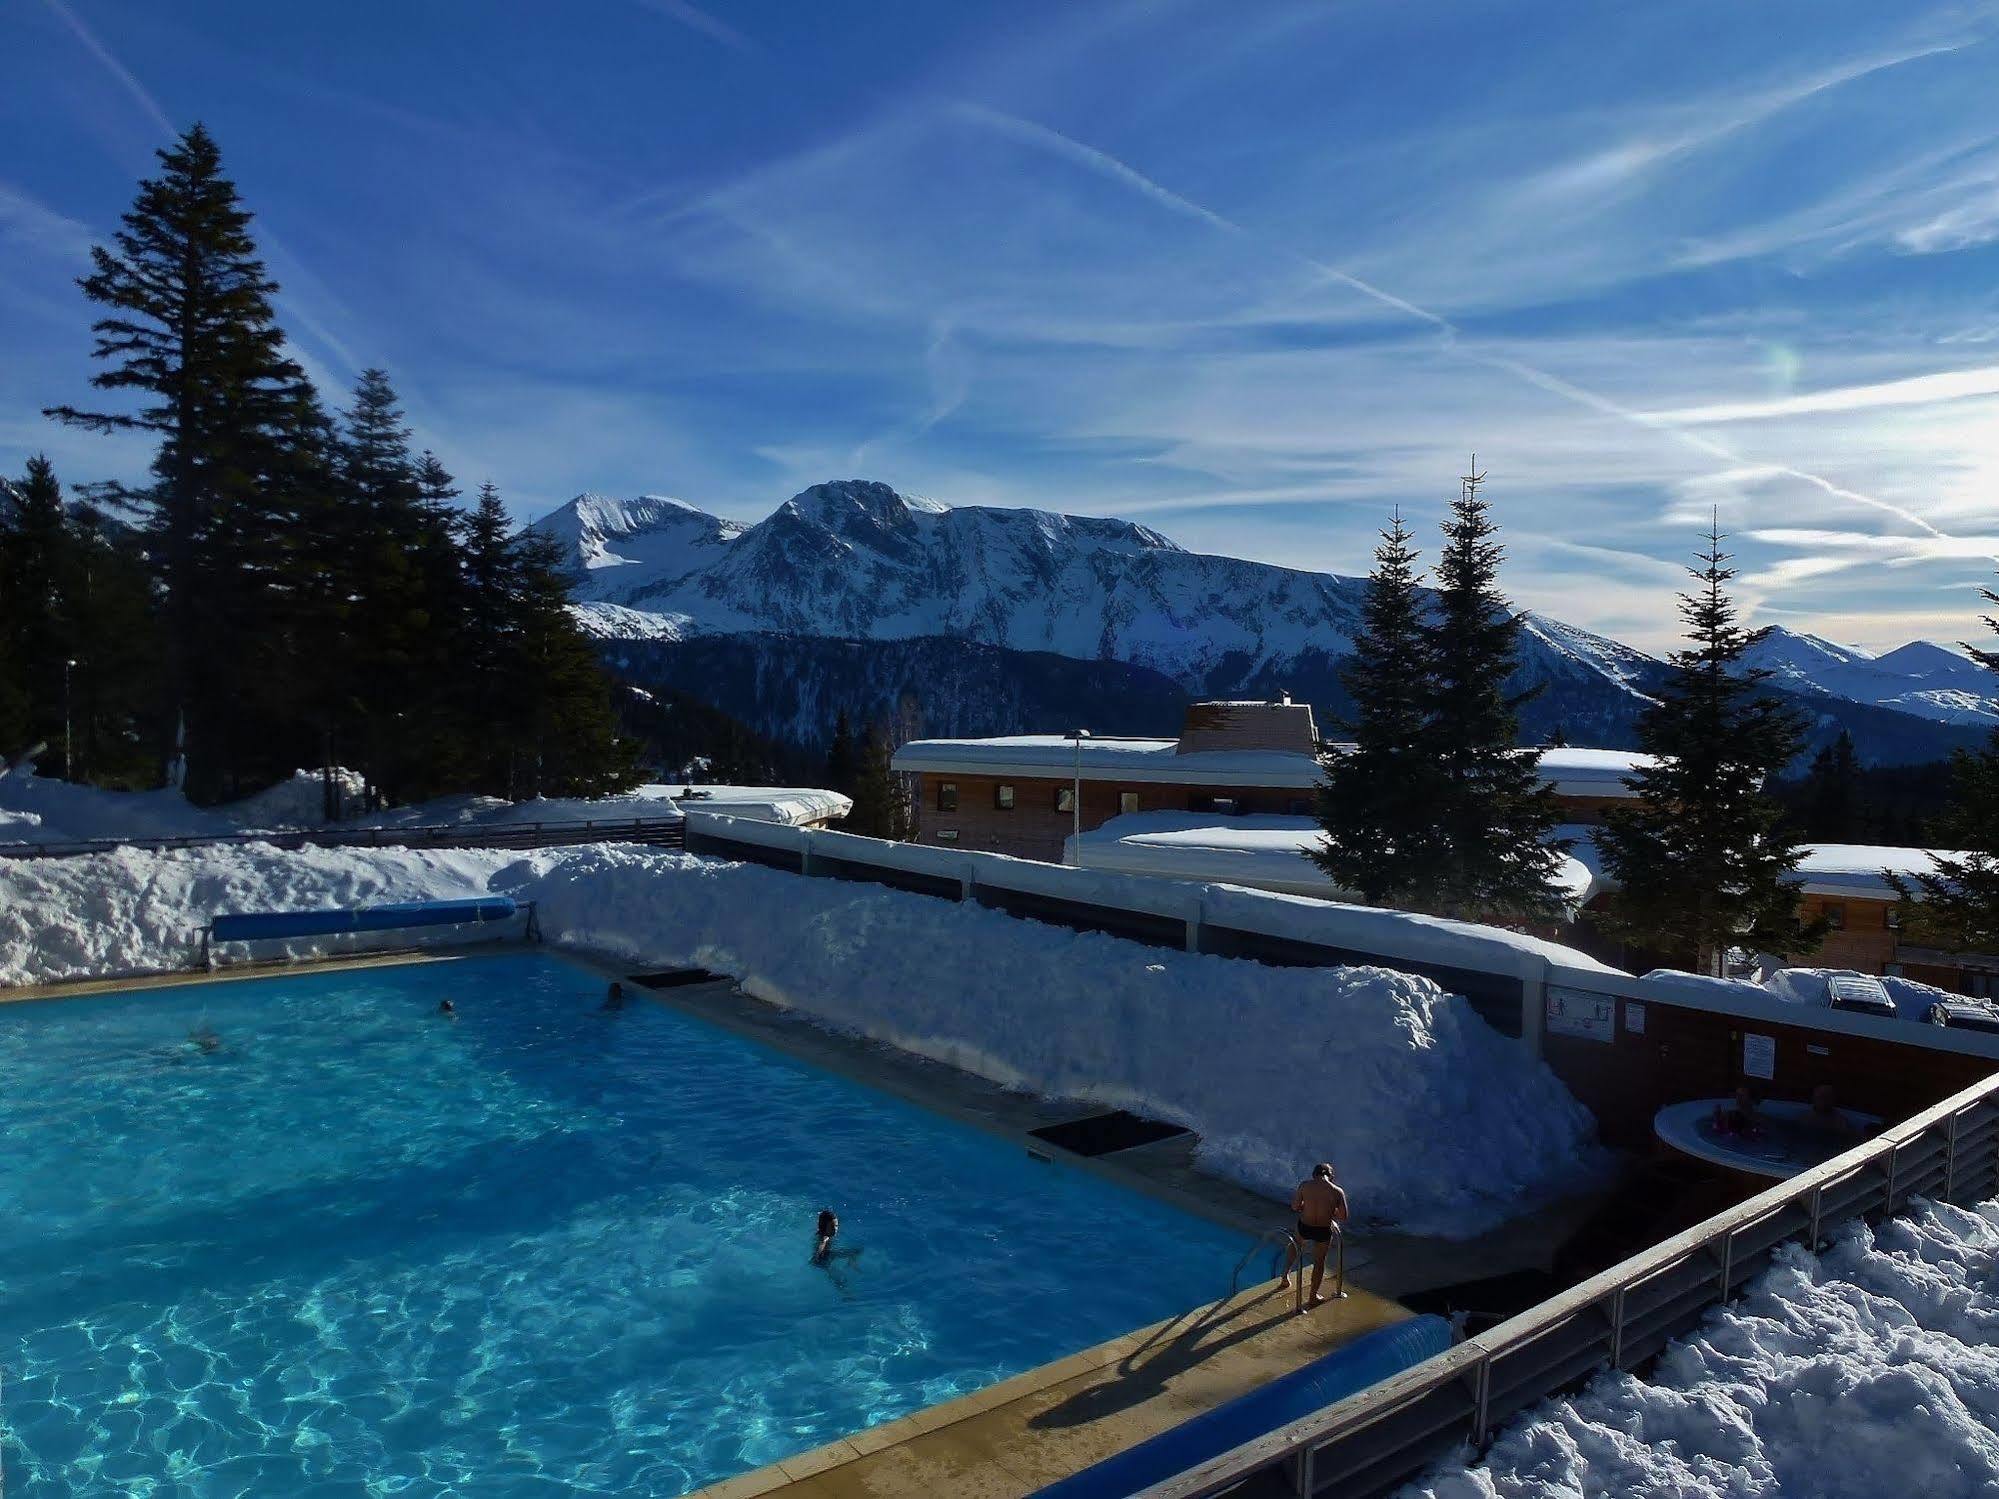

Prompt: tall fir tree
xmin=1891 ymin=575 xmax=1999 ymax=953
xmin=0 ymin=457 xmax=71 ymax=766
xmin=1423 ymin=464 xmax=1566 ymax=923
xmin=846 ymin=722 xmax=913 ymax=840
xmin=1310 ymin=509 xmax=1449 ymax=905
xmin=455 ymin=482 xmax=522 ymax=796
xmin=511 ymin=521 xmax=637 ymax=799
xmin=44 ymin=123 xmax=308 ymax=798
xmin=825 ymin=709 xmax=858 ymax=796
xmin=1800 ymin=730 xmax=1861 ymax=840
xmin=1598 ymin=525 xmax=1820 ymax=974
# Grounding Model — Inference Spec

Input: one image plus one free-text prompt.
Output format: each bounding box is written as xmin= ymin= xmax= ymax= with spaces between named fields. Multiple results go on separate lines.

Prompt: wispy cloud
xmin=40 ymin=0 xmax=174 ymax=136
xmin=630 ymin=0 xmax=757 ymax=54
xmin=1648 ymin=365 xmax=1999 ymax=425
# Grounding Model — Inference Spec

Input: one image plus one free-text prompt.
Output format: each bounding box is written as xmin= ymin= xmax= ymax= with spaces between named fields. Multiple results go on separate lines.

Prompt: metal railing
xmin=0 ymin=815 xmax=686 ymax=862
xmin=1140 ymin=1069 xmax=1999 ymax=1499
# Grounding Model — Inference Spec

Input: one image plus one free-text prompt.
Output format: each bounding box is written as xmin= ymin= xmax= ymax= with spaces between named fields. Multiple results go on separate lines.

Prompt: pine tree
xmin=1891 ymin=577 xmax=1999 ymax=952
xmin=1599 ymin=525 xmax=1820 ymax=974
xmin=1801 ymin=730 xmax=1860 ymax=840
xmin=455 ymin=482 xmax=521 ymax=796
xmin=45 ymin=123 xmax=307 ymax=796
xmin=846 ymin=723 xmax=912 ymax=839
xmin=1310 ymin=509 xmax=1449 ymax=905
xmin=511 ymin=521 xmax=638 ymax=799
xmin=1424 ymin=464 xmax=1566 ymax=922
xmin=0 ymin=457 xmax=71 ymax=766
xmin=825 ymin=709 xmax=858 ymax=796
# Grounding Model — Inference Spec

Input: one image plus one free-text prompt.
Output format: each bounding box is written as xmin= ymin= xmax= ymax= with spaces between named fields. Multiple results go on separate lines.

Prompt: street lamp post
xmin=63 ymin=658 xmax=77 ymax=781
xmin=1068 ymin=728 xmax=1090 ymax=864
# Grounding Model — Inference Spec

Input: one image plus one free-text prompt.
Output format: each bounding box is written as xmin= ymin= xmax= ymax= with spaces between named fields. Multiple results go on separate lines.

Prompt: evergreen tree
xmin=1310 ymin=509 xmax=1449 ymax=905
xmin=825 ymin=709 xmax=858 ymax=796
xmin=1891 ymin=577 xmax=1999 ymax=952
xmin=846 ymin=723 xmax=912 ymax=839
xmin=62 ymin=498 xmax=163 ymax=788
xmin=45 ymin=123 xmax=307 ymax=797
xmin=511 ymin=522 xmax=638 ymax=799
xmin=1599 ymin=525 xmax=1820 ymax=974
xmin=0 ymin=457 xmax=71 ymax=766
xmin=455 ymin=483 xmax=522 ymax=796
xmin=1800 ymin=730 xmax=1861 ymax=840
xmin=1423 ymin=464 xmax=1566 ymax=922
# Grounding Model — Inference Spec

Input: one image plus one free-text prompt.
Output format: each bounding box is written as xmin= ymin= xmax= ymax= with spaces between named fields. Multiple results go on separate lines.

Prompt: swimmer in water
xmin=438 ymin=999 xmax=457 ymax=1021
xmin=813 ymin=1208 xmax=839 ymax=1263
xmin=187 ymin=1026 xmax=222 ymax=1055
xmin=601 ymin=982 xmax=627 ymax=1011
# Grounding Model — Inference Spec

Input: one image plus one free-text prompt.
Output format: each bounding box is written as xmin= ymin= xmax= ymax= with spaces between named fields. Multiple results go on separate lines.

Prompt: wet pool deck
xmin=698 ymin=1278 xmax=1409 ymax=1499
xmin=9 ymin=944 xmax=1605 ymax=1499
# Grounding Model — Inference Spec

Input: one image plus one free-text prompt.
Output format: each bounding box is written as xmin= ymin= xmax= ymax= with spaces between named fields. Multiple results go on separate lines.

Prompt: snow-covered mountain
xmin=542 ymin=493 xmax=743 ymax=603
xmin=1742 ymin=627 xmax=1999 ymax=726
xmin=552 ymin=479 xmax=1990 ymax=763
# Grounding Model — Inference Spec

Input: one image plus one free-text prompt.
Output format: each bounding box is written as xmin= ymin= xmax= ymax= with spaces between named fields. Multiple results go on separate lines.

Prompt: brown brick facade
xmin=911 ymin=772 xmax=1316 ymax=861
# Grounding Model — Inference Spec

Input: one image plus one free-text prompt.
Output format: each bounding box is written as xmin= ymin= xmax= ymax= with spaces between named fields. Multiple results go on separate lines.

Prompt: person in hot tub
xmin=1712 ymin=1085 xmax=1763 ymax=1138
xmin=1804 ymin=1084 xmax=1859 ymax=1142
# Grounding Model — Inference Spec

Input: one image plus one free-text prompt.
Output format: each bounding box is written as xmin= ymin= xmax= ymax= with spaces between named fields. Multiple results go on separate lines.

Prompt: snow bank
xmin=0 ymin=842 xmax=1604 ymax=1237
xmin=0 ymin=768 xmax=850 ymax=847
xmin=1405 ymin=1197 xmax=1999 ymax=1498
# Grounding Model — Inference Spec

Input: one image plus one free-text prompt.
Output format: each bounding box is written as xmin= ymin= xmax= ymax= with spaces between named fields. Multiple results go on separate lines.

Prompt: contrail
xmin=963 ymin=102 xmax=1968 ymax=549
xmin=43 ymin=0 xmax=366 ymax=389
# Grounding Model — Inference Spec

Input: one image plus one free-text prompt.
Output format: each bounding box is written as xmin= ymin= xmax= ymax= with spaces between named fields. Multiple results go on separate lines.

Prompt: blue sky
xmin=5 ymin=0 xmax=1999 ymax=652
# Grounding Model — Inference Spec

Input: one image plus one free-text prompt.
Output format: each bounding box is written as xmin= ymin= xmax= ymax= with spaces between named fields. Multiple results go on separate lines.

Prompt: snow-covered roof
xmin=1064 ymin=812 xmax=1605 ymax=909
xmin=1534 ymin=748 xmax=1653 ymax=796
xmin=893 ymin=736 xmax=1654 ymax=797
xmin=1788 ymin=843 xmax=1963 ymax=902
xmin=893 ymin=736 xmax=1322 ymax=788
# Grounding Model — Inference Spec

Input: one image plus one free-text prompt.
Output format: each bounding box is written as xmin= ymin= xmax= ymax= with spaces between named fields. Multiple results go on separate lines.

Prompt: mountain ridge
xmin=553 ymin=479 xmax=1994 ymax=764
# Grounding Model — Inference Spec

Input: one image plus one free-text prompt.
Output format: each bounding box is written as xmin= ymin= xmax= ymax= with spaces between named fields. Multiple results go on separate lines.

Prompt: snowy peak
xmin=540 ymin=491 xmax=744 ymax=603
xmin=1518 ymin=612 xmax=1658 ymax=692
xmin=1744 ymin=626 xmax=1998 ymax=726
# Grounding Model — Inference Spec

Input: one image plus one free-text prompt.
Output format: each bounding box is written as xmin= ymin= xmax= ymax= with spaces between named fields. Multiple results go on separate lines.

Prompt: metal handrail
xmin=1140 ymin=1068 xmax=1999 ymax=1499
xmin=1230 ymin=1227 xmax=1296 ymax=1298
xmin=0 ymin=814 xmax=687 ymax=862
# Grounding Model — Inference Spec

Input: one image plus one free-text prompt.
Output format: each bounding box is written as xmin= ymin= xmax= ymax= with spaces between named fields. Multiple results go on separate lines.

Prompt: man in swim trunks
xmin=1283 ymin=1163 xmax=1349 ymax=1312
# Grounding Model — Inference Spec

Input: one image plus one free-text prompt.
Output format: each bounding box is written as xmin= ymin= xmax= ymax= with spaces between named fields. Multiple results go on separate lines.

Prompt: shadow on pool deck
xmin=699 ymin=1277 xmax=1410 ymax=1499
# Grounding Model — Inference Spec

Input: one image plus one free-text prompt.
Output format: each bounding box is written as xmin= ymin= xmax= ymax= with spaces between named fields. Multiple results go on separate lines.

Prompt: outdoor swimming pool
xmin=0 ymin=952 xmax=1251 ymax=1495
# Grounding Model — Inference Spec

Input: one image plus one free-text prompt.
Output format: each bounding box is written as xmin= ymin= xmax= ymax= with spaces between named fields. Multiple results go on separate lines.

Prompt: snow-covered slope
xmin=1744 ymin=626 xmax=1999 ymax=726
xmin=546 ymin=480 xmax=1990 ymax=754
xmin=538 ymin=492 xmax=743 ymax=604
xmin=550 ymin=481 xmax=1649 ymax=708
xmin=1405 ymin=1197 xmax=1999 ymax=1498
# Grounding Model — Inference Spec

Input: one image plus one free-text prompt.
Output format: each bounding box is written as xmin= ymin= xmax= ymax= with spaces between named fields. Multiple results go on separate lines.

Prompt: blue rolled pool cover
xmin=209 ymin=897 xmax=520 ymax=943
xmin=1030 ymin=1313 xmax=1453 ymax=1499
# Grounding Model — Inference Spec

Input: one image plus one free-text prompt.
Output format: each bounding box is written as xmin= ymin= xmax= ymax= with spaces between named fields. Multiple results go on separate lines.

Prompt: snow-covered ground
xmin=0 ymin=840 xmax=1605 ymax=1237
xmin=1404 ymin=1197 xmax=1999 ymax=1498
xmin=0 ymin=768 xmax=849 ymax=846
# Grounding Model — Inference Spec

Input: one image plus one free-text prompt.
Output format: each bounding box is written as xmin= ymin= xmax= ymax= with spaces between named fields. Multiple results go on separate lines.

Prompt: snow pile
xmin=1763 ymin=967 xmax=1967 ymax=1024
xmin=0 ymin=842 xmax=1603 ymax=1237
xmin=0 ymin=771 xmax=232 ymax=846
xmin=0 ymin=769 xmax=850 ymax=847
xmin=1405 ymin=1197 xmax=1999 ymax=1498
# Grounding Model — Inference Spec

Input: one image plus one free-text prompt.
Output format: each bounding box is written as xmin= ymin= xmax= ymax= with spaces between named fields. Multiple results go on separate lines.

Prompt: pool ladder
xmin=1227 ymin=1227 xmax=1346 ymax=1300
xmin=1229 ymin=1228 xmax=1295 ymax=1297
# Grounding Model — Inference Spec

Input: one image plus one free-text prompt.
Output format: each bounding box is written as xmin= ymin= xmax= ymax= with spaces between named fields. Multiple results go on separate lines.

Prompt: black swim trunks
xmin=1296 ymin=1220 xmax=1332 ymax=1244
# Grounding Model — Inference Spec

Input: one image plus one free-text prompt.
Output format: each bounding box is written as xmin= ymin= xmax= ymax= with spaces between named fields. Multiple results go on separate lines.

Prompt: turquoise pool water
xmin=0 ymin=953 xmax=1250 ymax=1496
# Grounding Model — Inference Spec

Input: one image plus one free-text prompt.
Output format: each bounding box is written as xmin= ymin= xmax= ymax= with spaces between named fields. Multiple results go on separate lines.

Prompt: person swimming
xmin=601 ymin=982 xmax=627 ymax=1011
xmin=438 ymin=999 xmax=457 ymax=1021
xmin=813 ymin=1209 xmax=839 ymax=1263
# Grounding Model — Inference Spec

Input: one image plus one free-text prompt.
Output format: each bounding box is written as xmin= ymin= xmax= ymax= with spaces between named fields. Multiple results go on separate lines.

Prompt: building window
xmin=1119 ymin=791 xmax=1140 ymax=815
xmin=1055 ymin=786 xmax=1075 ymax=813
xmin=1886 ymin=906 xmax=1901 ymax=931
xmin=1212 ymin=796 xmax=1240 ymax=816
xmin=995 ymin=784 xmax=1016 ymax=810
xmin=936 ymin=829 xmax=959 ymax=842
xmin=1823 ymin=903 xmax=1845 ymax=931
xmin=937 ymin=781 xmax=958 ymax=812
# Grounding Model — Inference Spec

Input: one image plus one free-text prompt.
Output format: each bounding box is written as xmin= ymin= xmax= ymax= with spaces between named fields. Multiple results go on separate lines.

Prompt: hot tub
xmin=1654 ymin=1098 xmax=1879 ymax=1179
